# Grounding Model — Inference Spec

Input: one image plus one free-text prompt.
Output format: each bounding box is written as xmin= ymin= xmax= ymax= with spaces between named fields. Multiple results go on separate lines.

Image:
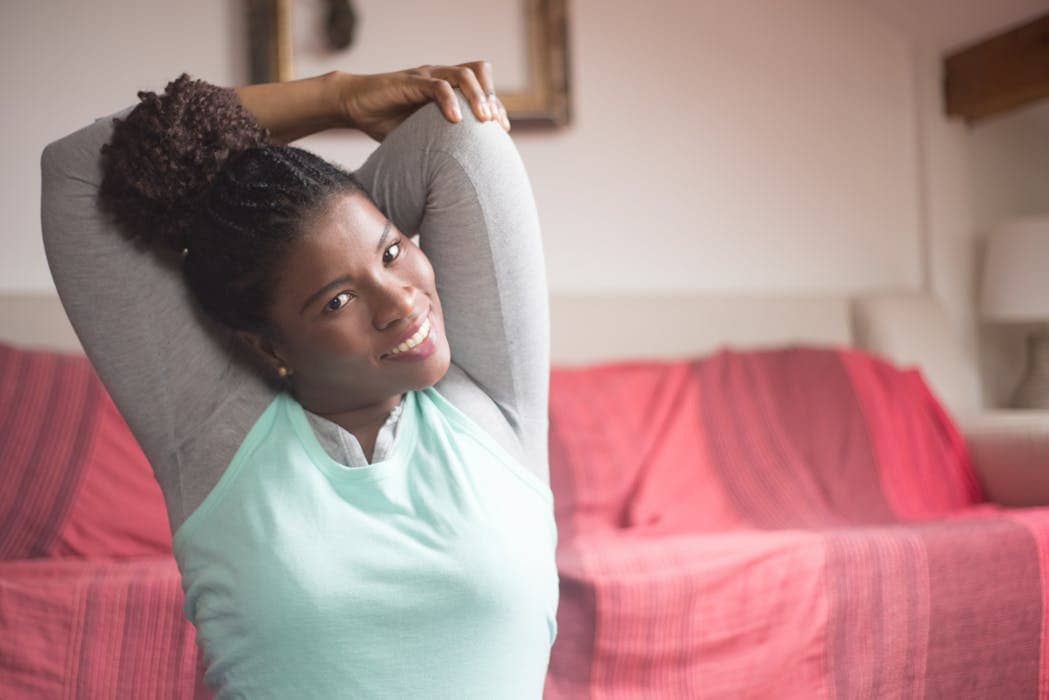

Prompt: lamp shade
xmin=979 ymin=214 xmax=1049 ymax=322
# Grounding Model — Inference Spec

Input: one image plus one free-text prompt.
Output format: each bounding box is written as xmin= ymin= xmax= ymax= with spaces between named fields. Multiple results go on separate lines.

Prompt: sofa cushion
xmin=0 ymin=341 xmax=171 ymax=559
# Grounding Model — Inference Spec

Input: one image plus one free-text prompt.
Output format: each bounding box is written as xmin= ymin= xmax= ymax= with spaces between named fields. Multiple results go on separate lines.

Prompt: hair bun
xmin=99 ymin=72 xmax=271 ymax=256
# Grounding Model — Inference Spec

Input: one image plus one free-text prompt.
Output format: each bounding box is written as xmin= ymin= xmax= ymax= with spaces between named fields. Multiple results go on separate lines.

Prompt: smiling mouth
xmin=380 ymin=312 xmax=434 ymax=359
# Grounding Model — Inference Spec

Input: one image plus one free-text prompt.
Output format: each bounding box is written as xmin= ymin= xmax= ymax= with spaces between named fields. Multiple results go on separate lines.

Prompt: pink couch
xmin=1 ymin=339 xmax=1047 ymax=698
xmin=543 ymin=347 xmax=1048 ymax=698
xmin=0 ymin=341 xmax=208 ymax=698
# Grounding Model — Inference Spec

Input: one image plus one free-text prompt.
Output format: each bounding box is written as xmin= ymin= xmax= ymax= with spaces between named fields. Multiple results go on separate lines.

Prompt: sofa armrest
xmin=959 ymin=411 xmax=1049 ymax=507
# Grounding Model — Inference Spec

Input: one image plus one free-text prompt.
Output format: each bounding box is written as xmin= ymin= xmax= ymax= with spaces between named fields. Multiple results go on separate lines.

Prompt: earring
xmin=277 ymin=365 xmax=288 ymax=378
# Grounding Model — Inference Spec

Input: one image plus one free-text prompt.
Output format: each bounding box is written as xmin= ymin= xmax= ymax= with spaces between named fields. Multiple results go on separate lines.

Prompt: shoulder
xmin=432 ymin=362 xmax=529 ymax=466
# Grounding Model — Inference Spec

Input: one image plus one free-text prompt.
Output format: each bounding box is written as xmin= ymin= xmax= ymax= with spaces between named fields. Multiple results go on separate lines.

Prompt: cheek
xmin=412 ymin=249 xmax=437 ymax=288
xmin=323 ymin=321 xmax=372 ymax=352
xmin=295 ymin=317 xmax=372 ymax=365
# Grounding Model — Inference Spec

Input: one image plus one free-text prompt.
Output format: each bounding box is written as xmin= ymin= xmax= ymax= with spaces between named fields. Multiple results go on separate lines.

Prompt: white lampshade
xmin=979 ymin=215 xmax=1049 ymax=322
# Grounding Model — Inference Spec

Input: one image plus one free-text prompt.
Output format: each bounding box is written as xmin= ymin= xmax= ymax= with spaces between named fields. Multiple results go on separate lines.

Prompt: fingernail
xmin=480 ymin=102 xmax=491 ymax=119
xmin=452 ymin=105 xmax=462 ymax=121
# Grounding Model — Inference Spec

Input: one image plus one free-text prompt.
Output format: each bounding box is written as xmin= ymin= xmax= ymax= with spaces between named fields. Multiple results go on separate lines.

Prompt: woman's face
xmin=248 ymin=189 xmax=450 ymax=414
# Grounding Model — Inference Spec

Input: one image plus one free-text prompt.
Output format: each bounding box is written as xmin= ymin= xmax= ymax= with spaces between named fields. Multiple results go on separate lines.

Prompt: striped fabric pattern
xmin=0 ymin=556 xmax=210 ymax=698
xmin=545 ymin=345 xmax=1046 ymax=699
xmin=0 ymin=341 xmax=171 ymax=560
xmin=0 ymin=342 xmax=202 ymax=698
xmin=3 ymin=341 xmax=1044 ymax=697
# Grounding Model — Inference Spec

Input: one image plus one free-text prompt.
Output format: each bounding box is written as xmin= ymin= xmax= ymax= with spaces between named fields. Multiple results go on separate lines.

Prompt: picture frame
xmin=247 ymin=0 xmax=572 ymax=127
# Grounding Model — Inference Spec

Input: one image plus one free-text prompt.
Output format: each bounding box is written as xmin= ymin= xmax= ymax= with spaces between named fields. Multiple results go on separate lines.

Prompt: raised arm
xmin=39 ymin=72 xmax=353 ymax=528
xmin=350 ymin=90 xmax=552 ymax=480
xmin=41 ymin=66 xmax=541 ymax=534
xmin=238 ymin=67 xmax=550 ymax=481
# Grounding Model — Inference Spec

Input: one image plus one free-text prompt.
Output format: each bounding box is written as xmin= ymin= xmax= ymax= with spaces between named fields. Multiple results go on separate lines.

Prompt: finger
xmin=433 ymin=64 xmax=492 ymax=122
xmin=457 ymin=59 xmax=497 ymax=110
xmin=492 ymin=95 xmax=511 ymax=132
xmin=459 ymin=60 xmax=507 ymax=130
xmin=456 ymin=60 xmax=495 ymax=94
xmin=414 ymin=76 xmax=461 ymax=122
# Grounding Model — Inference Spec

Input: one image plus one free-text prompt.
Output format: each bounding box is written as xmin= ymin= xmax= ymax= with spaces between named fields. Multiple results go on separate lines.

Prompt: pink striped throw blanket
xmin=0 ymin=341 xmax=171 ymax=560
xmin=544 ymin=345 xmax=1046 ymax=699
xmin=3 ymin=340 xmax=1045 ymax=698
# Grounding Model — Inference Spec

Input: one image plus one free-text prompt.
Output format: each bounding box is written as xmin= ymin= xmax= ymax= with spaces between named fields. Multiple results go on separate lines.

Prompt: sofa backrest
xmin=851 ymin=291 xmax=983 ymax=419
xmin=548 ymin=345 xmax=984 ymax=537
xmin=549 ymin=294 xmax=853 ymax=362
xmin=0 ymin=288 xmax=979 ymax=417
xmin=547 ymin=289 xmax=979 ymax=419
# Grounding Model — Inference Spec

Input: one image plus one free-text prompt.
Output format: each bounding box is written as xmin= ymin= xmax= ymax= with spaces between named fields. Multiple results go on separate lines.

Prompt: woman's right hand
xmin=333 ymin=61 xmax=510 ymax=142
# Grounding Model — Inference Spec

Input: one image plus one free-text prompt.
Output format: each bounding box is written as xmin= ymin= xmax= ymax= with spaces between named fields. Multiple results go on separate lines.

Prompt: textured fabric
xmin=40 ymin=87 xmax=550 ymax=535
xmin=4 ymin=344 xmax=1048 ymax=698
xmin=0 ymin=340 xmax=170 ymax=560
xmin=547 ymin=346 xmax=981 ymax=541
xmin=0 ymin=556 xmax=205 ymax=699
xmin=542 ymin=346 xmax=1049 ymax=699
xmin=172 ymin=385 xmax=558 ymax=699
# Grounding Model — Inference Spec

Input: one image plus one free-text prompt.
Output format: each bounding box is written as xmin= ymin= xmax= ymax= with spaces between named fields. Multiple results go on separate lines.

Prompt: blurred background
xmin=3 ymin=0 xmax=1048 ymax=411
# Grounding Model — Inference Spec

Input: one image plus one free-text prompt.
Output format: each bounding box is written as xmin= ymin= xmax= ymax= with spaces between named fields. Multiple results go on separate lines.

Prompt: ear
xmin=235 ymin=328 xmax=291 ymax=375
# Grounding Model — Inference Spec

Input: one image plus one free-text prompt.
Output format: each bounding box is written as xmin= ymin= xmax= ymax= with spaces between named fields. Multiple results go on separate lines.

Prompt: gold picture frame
xmin=247 ymin=0 xmax=572 ymax=127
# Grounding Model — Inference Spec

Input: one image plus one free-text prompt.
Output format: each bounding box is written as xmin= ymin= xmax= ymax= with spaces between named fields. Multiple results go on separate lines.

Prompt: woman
xmin=40 ymin=62 xmax=558 ymax=698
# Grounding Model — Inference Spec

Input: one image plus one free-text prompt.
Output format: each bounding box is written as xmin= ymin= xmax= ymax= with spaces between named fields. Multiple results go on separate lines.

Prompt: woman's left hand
xmin=334 ymin=61 xmax=510 ymax=142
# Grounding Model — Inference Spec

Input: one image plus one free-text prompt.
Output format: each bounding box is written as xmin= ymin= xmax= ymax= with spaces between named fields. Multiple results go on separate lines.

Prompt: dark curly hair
xmin=98 ymin=72 xmax=366 ymax=340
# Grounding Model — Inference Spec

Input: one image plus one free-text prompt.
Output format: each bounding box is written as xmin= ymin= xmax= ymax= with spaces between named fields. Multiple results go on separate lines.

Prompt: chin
xmin=422 ymin=347 xmax=452 ymax=387
xmin=398 ymin=344 xmax=451 ymax=392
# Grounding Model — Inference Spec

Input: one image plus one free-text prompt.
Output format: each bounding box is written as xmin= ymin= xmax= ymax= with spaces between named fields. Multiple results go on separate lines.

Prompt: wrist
xmin=321 ymin=70 xmax=352 ymax=128
xmin=234 ymin=70 xmax=347 ymax=144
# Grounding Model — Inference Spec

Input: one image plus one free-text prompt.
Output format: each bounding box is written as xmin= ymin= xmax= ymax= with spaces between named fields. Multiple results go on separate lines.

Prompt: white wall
xmin=969 ymin=103 xmax=1049 ymax=234
xmin=2 ymin=0 xmax=247 ymax=291
xmin=6 ymin=0 xmax=921 ymax=297
xmin=501 ymin=0 xmax=923 ymax=295
xmin=5 ymin=0 xmax=1047 ymax=407
xmin=969 ymin=104 xmax=1049 ymax=407
xmin=856 ymin=0 xmax=1049 ymax=408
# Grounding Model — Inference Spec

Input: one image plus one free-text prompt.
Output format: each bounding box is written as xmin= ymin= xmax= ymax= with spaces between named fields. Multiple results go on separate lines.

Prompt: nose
xmin=373 ymin=283 xmax=418 ymax=330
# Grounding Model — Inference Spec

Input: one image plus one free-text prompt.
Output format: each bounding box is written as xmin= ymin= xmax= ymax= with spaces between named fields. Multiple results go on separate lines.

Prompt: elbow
xmin=39 ymin=137 xmax=90 ymax=258
xmin=40 ymin=106 xmax=132 ymax=190
xmin=39 ymin=140 xmax=70 ymax=233
xmin=39 ymin=136 xmax=79 ymax=197
xmin=40 ymin=140 xmax=64 ymax=186
xmin=39 ymin=142 xmax=60 ymax=237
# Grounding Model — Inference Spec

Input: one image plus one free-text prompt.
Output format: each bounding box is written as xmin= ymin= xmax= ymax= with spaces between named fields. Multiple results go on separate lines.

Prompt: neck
xmin=297 ymin=389 xmax=404 ymax=464
xmin=293 ymin=384 xmax=403 ymax=429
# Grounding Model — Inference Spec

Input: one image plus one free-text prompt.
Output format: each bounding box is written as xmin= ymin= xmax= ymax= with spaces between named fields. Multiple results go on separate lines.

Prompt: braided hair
xmin=98 ymin=72 xmax=367 ymax=342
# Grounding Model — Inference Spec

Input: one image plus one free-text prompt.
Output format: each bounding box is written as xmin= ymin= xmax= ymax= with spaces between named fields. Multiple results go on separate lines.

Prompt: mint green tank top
xmin=171 ymin=386 xmax=559 ymax=698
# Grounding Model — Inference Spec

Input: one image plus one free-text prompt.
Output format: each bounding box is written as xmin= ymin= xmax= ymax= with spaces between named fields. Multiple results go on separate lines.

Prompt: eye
xmin=383 ymin=238 xmax=402 ymax=264
xmin=325 ymin=291 xmax=352 ymax=313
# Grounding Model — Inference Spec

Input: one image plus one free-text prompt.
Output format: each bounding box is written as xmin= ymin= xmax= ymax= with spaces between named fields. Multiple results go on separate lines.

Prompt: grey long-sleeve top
xmin=40 ymin=87 xmax=551 ymax=536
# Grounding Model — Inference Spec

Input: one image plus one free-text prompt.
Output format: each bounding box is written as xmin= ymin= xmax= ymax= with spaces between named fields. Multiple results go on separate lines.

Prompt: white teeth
xmin=388 ymin=316 xmax=431 ymax=356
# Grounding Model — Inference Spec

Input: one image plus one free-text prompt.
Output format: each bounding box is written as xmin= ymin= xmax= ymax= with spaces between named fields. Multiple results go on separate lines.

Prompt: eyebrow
xmin=298 ymin=219 xmax=394 ymax=315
